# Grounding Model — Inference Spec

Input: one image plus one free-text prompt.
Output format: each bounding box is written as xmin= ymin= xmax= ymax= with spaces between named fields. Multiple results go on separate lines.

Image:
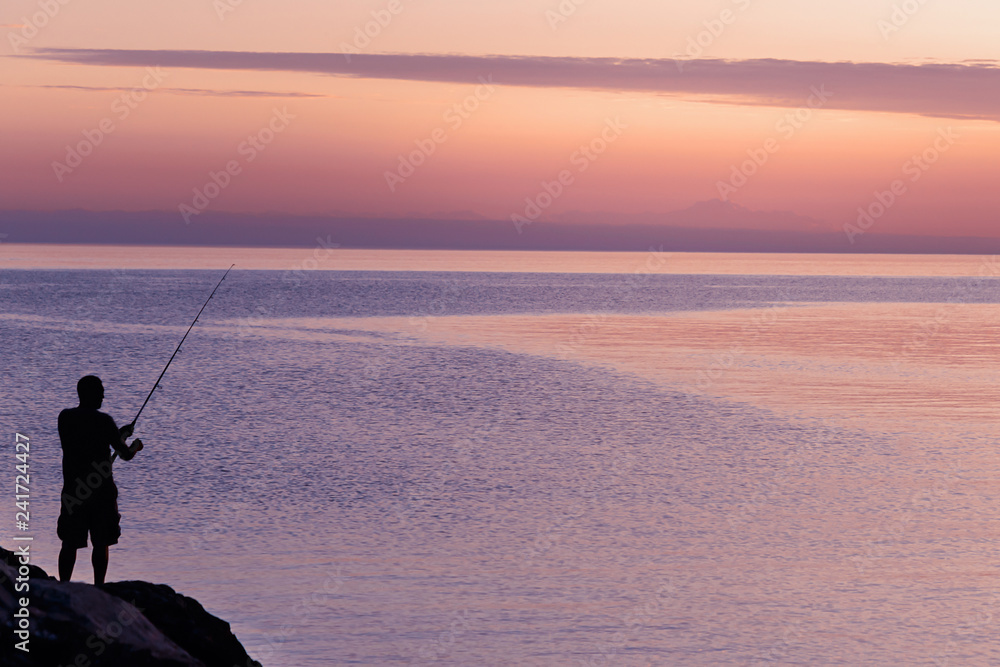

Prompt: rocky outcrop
xmin=0 ymin=546 xmax=52 ymax=582
xmin=102 ymin=581 xmax=260 ymax=667
xmin=0 ymin=547 xmax=261 ymax=667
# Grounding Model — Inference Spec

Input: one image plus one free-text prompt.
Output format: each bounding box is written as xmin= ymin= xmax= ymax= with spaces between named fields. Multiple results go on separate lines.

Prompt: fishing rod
xmin=112 ymin=264 xmax=235 ymax=462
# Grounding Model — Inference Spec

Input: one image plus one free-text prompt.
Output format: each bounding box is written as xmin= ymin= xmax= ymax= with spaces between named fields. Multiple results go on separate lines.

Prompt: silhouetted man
xmin=57 ymin=375 xmax=143 ymax=585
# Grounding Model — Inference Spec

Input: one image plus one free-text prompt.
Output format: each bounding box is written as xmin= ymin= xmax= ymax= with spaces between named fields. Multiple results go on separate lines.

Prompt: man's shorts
xmin=57 ymin=486 xmax=122 ymax=548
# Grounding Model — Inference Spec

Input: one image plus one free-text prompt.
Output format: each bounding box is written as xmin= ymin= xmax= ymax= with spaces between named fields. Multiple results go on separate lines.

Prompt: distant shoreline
xmin=4 ymin=207 xmax=1000 ymax=255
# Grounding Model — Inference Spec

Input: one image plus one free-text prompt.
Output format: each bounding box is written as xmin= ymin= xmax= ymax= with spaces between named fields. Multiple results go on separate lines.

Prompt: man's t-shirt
xmin=58 ymin=407 xmax=123 ymax=498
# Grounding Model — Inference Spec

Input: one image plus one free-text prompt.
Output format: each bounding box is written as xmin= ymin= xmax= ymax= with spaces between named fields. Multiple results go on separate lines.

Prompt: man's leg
xmin=92 ymin=545 xmax=109 ymax=586
xmin=58 ymin=543 xmax=77 ymax=582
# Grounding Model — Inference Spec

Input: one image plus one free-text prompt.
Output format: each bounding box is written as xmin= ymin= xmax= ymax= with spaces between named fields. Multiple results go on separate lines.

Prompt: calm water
xmin=3 ymin=251 xmax=1000 ymax=665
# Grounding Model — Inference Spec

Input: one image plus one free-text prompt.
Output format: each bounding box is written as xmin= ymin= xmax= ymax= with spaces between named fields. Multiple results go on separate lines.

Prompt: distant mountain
xmin=424 ymin=210 xmax=491 ymax=220
xmin=552 ymin=199 xmax=830 ymax=232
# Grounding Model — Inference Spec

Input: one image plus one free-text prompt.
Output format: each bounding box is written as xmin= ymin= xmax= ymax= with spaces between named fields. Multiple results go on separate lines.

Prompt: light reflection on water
xmin=315 ymin=301 xmax=1000 ymax=433
xmin=2 ymin=264 xmax=1000 ymax=665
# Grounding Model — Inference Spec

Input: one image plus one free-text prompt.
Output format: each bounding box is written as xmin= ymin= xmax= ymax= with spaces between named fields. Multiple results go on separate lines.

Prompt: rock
xmin=0 ymin=546 xmax=53 ymax=582
xmin=102 ymin=581 xmax=261 ymax=667
xmin=0 ymin=547 xmax=261 ymax=667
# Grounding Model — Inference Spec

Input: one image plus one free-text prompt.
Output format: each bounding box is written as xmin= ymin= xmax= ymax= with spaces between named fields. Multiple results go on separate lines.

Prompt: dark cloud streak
xmin=6 ymin=83 xmax=326 ymax=97
xmin=22 ymin=48 xmax=1000 ymax=121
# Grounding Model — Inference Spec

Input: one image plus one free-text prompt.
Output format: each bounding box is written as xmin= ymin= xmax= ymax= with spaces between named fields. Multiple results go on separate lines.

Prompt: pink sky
xmin=1 ymin=0 xmax=998 ymax=244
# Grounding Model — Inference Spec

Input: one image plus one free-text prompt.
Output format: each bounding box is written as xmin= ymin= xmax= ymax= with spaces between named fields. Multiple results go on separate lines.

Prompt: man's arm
xmin=57 ymin=409 xmax=73 ymax=449
xmin=109 ymin=418 xmax=141 ymax=461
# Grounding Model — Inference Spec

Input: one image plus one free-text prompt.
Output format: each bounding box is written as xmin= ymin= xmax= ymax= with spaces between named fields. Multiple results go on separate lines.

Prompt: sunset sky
xmin=1 ymin=0 xmax=998 ymax=245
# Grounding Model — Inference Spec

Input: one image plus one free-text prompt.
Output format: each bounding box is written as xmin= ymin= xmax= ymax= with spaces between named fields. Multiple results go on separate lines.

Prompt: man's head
xmin=77 ymin=375 xmax=104 ymax=408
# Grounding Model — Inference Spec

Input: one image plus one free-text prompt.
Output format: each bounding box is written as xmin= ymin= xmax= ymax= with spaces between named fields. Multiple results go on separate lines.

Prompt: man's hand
xmin=117 ymin=438 xmax=144 ymax=462
xmin=119 ymin=423 xmax=134 ymax=440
